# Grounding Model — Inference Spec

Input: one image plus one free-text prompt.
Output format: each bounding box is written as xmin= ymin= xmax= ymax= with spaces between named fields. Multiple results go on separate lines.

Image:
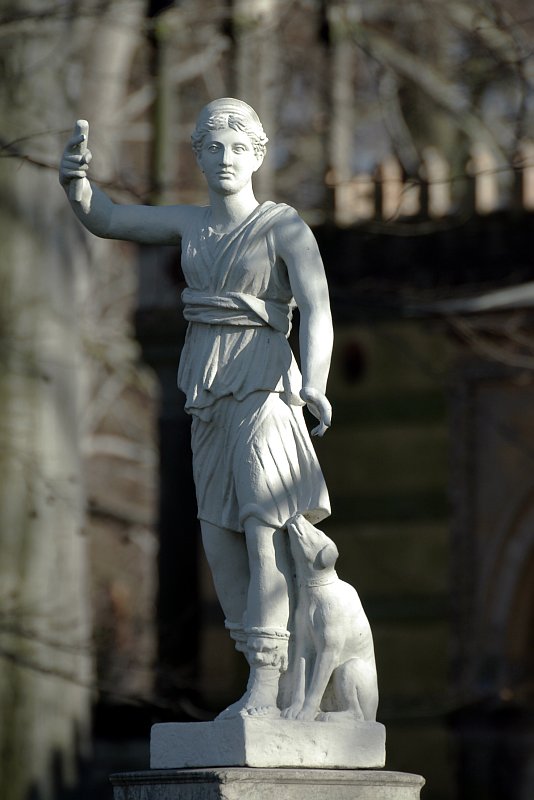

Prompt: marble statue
xmin=60 ymin=99 xmax=378 ymax=730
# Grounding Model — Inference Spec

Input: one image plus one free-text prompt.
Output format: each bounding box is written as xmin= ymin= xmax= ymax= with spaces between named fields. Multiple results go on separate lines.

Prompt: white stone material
xmin=112 ymin=768 xmax=424 ymax=800
xmin=61 ymin=100 xmax=380 ymax=744
xmin=150 ymin=717 xmax=385 ymax=770
xmin=282 ymin=516 xmax=378 ymax=722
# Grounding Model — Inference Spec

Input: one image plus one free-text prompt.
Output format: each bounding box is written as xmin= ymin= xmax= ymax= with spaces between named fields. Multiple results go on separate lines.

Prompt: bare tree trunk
xmin=325 ymin=1 xmax=356 ymax=225
xmin=0 ymin=2 xmax=145 ymax=798
xmin=232 ymin=0 xmax=280 ymax=199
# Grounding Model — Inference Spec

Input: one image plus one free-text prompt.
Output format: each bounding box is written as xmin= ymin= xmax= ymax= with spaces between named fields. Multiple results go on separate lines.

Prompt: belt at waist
xmin=182 ymin=289 xmax=294 ymax=336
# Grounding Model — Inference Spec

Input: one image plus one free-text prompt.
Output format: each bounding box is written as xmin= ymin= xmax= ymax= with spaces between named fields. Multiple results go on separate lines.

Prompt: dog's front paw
xmin=282 ymin=703 xmax=303 ymax=720
xmin=295 ymin=706 xmax=318 ymax=722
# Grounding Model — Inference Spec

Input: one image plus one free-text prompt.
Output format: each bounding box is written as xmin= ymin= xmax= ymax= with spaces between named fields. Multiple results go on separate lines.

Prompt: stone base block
xmin=151 ymin=718 xmax=386 ymax=769
xmin=111 ymin=768 xmax=425 ymax=800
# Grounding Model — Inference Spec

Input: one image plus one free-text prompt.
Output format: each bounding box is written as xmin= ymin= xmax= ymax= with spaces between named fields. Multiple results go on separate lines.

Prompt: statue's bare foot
xmin=215 ymin=667 xmax=281 ymax=720
xmin=244 ymin=702 xmax=279 ymax=718
xmin=316 ymin=709 xmax=364 ymax=722
xmin=215 ymin=695 xmax=280 ymax=720
xmin=216 ymin=695 xmax=247 ymax=721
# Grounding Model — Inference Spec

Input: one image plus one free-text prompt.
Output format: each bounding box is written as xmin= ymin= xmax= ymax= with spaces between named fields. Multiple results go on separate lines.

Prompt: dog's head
xmin=286 ymin=514 xmax=339 ymax=578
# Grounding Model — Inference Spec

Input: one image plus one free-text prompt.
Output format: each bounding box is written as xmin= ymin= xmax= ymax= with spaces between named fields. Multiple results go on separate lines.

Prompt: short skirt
xmin=190 ymin=390 xmax=330 ymax=533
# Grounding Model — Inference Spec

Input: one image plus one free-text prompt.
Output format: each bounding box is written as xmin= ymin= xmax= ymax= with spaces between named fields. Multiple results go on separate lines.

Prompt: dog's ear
xmin=314 ymin=542 xmax=339 ymax=570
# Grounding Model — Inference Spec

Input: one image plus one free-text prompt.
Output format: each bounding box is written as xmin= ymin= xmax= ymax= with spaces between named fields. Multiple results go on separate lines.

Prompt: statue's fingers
xmin=311 ymin=420 xmax=329 ymax=437
xmin=310 ymin=400 xmax=331 ymax=436
xmin=62 ymin=155 xmax=89 ymax=170
xmin=65 ymin=133 xmax=86 ymax=153
xmin=64 ymin=168 xmax=88 ymax=179
xmin=306 ymin=401 xmax=320 ymax=421
xmin=314 ymin=397 xmax=332 ymax=427
xmin=63 ymin=153 xmax=85 ymax=164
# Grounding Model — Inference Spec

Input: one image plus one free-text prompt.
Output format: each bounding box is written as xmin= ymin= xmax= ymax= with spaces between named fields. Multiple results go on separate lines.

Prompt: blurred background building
xmin=0 ymin=1 xmax=533 ymax=799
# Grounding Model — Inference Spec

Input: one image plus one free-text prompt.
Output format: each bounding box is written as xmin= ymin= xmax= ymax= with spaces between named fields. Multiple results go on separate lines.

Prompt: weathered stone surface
xmin=60 ymin=100 xmax=366 ymax=729
xmin=150 ymin=718 xmax=386 ymax=769
xmin=111 ymin=768 xmax=425 ymax=800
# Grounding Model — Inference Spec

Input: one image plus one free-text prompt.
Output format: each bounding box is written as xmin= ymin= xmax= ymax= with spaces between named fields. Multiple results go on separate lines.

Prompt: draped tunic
xmin=177 ymin=201 xmax=330 ymax=532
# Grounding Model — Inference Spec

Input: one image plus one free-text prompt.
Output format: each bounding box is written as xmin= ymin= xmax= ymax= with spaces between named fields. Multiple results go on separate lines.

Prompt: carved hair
xmin=191 ymin=97 xmax=268 ymax=158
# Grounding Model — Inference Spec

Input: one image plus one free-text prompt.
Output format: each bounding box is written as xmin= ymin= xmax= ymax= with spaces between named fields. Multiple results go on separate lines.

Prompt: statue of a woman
xmin=60 ymin=98 xmax=333 ymax=719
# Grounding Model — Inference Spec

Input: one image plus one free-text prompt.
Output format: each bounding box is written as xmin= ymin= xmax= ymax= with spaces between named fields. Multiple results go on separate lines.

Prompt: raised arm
xmin=59 ymin=120 xmax=199 ymax=244
xmin=274 ymin=210 xmax=333 ymax=436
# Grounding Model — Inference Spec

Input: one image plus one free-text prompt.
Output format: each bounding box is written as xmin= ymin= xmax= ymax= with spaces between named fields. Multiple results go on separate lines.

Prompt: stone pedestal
xmin=151 ymin=718 xmax=386 ymax=769
xmin=111 ymin=768 xmax=425 ymax=800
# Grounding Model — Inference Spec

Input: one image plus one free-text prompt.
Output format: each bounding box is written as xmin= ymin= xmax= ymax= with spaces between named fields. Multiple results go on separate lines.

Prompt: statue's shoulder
xmin=175 ymin=204 xmax=208 ymax=238
xmin=245 ymin=202 xmax=299 ymax=235
xmin=183 ymin=204 xmax=208 ymax=224
xmin=269 ymin=203 xmax=312 ymax=239
xmin=271 ymin=202 xmax=298 ymax=217
xmin=268 ymin=202 xmax=304 ymax=228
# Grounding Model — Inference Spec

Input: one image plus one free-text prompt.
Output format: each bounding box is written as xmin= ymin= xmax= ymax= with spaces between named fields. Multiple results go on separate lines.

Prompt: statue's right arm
xmin=59 ymin=121 xmax=197 ymax=244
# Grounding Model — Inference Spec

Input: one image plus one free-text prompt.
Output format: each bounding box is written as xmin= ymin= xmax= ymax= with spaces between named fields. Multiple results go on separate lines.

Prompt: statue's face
xmin=196 ymin=127 xmax=263 ymax=196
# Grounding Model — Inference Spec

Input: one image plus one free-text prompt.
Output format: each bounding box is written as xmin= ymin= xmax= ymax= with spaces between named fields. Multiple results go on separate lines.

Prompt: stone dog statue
xmin=282 ymin=515 xmax=379 ymax=723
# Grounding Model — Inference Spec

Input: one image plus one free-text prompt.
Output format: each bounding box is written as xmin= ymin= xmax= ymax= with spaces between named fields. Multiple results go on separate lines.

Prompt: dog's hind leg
xmin=340 ymin=657 xmax=378 ymax=720
xmin=354 ymin=658 xmax=379 ymax=720
xmin=317 ymin=658 xmax=378 ymax=722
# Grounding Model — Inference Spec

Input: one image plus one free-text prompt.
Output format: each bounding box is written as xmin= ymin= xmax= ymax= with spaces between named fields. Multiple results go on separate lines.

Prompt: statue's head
xmin=191 ymin=98 xmax=268 ymax=159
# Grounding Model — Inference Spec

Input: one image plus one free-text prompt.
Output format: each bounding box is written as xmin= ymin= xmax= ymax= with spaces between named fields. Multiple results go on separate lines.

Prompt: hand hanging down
xmin=300 ymin=387 xmax=332 ymax=437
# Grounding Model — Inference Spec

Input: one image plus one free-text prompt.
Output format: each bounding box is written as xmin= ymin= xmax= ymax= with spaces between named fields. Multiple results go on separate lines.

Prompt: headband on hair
xmin=196 ymin=98 xmax=262 ymax=127
xmin=191 ymin=97 xmax=268 ymax=157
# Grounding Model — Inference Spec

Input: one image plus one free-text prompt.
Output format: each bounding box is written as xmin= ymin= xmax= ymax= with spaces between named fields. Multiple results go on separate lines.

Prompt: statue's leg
xmin=201 ymin=521 xmax=255 ymax=721
xmin=237 ymin=518 xmax=291 ymax=717
xmin=200 ymin=520 xmax=249 ymax=625
xmin=215 ymin=518 xmax=292 ymax=719
xmin=244 ymin=520 xmax=290 ymax=630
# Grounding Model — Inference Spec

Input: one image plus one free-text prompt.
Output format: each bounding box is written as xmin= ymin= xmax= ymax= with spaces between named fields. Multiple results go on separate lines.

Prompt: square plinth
xmin=150 ymin=717 xmax=386 ymax=769
xmin=111 ymin=768 xmax=425 ymax=800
